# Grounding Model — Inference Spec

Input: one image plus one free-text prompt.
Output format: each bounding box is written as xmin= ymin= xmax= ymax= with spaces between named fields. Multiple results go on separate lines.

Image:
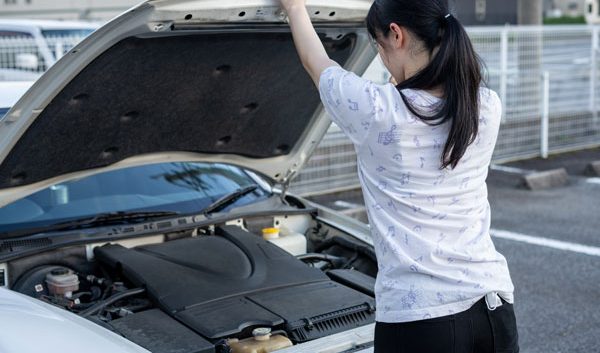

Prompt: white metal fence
xmin=292 ymin=25 xmax=600 ymax=195
xmin=1 ymin=27 xmax=600 ymax=196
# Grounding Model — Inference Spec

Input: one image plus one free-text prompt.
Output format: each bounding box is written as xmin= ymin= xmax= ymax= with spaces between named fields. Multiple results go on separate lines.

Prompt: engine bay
xmin=2 ymin=214 xmax=378 ymax=353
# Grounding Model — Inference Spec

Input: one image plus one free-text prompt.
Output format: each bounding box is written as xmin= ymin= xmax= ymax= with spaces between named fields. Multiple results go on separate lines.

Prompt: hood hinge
xmin=278 ymin=168 xmax=298 ymax=206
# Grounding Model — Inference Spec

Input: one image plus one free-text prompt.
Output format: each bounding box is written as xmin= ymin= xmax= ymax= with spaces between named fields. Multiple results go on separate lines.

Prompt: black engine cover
xmin=95 ymin=225 xmax=375 ymax=341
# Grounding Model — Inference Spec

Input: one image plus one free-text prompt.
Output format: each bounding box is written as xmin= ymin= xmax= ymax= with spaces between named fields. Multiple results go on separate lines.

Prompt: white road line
xmin=489 ymin=164 xmax=533 ymax=175
xmin=586 ymin=177 xmax=600 ymax=185
xmin=491 ymin=229 xmax=600 ymax=257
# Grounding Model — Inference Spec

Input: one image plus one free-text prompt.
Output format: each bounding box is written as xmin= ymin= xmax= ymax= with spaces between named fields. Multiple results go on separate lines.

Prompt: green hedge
xmin=544 ymin=16 xmax=586 ymax=25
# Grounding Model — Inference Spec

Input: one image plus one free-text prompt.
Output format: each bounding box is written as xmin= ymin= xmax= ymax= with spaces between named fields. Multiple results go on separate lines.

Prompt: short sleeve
xmin=318 ymin=66 xmax=386 ymax=146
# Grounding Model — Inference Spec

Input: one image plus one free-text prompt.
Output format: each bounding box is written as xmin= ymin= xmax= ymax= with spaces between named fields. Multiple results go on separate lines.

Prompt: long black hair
xmin=366 ymin=0 xmax=483 ymax=169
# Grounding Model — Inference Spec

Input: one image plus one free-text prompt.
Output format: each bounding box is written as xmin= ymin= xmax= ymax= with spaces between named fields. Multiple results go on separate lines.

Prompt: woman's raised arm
xmin=280 ymin=0 xmax=340 ymax=86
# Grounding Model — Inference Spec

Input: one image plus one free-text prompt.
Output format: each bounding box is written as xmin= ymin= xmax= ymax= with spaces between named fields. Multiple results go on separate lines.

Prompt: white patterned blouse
xmin=318 ymin=65 xmax=515 ymax=323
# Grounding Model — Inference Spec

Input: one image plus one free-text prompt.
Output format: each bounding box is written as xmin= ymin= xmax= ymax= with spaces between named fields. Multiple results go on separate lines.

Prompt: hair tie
xmin=444 ymin=13 xmax=452 ymax=20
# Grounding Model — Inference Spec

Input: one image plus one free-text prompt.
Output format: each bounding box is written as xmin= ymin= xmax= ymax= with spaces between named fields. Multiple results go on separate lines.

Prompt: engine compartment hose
xmin=315 ymin=236 xmax=378 ymax=263
xmin=296 ymin=253 xmax=346 ymax=267
xmin=80 ymin=287 xmax=145 ymax=317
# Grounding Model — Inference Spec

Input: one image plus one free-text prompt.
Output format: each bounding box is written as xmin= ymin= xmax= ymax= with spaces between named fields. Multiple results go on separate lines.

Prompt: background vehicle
xmin=0 ymin=80 xmax=33 ymax=117
xmin=0 ymin=19 xmax=98 ymax=81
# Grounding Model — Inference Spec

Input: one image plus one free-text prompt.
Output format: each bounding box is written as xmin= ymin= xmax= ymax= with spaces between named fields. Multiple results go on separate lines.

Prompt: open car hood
xmin=0 ymin=0 xmax=376 ymax=207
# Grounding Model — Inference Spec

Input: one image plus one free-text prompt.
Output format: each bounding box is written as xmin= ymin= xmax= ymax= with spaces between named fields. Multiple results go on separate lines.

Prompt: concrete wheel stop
xmin=585 ymin=161 xmax=600 ymax=176
xmin=522 ymin=168 xmax=569 ymax=190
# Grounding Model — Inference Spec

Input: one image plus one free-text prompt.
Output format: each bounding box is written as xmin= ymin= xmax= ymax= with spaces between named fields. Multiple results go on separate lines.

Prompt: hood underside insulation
xmin=0 ymin=31 xmax=356 ymax=188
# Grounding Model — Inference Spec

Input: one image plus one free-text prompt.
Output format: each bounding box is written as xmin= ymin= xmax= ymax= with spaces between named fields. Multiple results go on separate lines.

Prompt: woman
xmin=280 ymin=0 xmax=519 ymax=352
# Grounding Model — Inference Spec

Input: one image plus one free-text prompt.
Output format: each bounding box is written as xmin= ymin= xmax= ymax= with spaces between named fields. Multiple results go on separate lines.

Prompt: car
xmin=0 ymin=1 xmax=378 ymax=353
xmin=0 ymin=19 xmax=99 ymax=81
xmin=0 ymin=80 xmax=34 ymax=117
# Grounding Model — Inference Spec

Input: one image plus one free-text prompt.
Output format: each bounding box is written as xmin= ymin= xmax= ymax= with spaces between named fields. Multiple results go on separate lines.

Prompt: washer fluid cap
xmin=262 ymin=228 xmax=280 ymax=240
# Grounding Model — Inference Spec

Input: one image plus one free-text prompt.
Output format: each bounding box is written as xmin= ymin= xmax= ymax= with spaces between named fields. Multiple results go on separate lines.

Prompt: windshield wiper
xmin=203 ymin=185 xmax=259 ymax=216
xmin=55 ymin=211 xmax=180 ymax=228
xmin=2 ymin=211 xmax=180 ymax=238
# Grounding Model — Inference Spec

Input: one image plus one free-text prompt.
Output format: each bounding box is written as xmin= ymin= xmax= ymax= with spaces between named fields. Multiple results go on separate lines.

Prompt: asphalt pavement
xmin=306 ymin=147 xmax=600 ymax=353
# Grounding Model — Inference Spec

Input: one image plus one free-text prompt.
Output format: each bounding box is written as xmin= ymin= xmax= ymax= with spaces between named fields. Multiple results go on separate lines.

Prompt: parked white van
xmin=0 ymin=81 xmax=33 ymax=118
xmin=0 ymin=20 xmax=98 ymax=81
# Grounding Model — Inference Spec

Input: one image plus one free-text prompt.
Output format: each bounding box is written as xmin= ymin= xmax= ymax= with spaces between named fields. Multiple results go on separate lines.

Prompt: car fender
xmin=0 ymin=287 xmax=149 ymax=353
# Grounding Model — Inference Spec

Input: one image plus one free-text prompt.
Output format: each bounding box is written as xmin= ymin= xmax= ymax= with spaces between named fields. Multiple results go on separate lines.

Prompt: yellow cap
xmin=262 ymin=227 xmax=280 ymax=239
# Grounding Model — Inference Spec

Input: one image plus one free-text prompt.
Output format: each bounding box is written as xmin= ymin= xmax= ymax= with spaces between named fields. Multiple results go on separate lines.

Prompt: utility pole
xmin=518 ymin=0 xmax=544 ymax=154
xmin=518 ymin=0 xmax=543 ymax=25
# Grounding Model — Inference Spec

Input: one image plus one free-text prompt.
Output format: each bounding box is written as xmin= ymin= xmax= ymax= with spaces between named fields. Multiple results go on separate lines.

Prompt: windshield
xmin=0 ymin=162 xmax=271 ymax=235
xmin=42 ymin=29 xmax=95 ymax=59
xmin=0 ymin=108 xmax=8 ymax=119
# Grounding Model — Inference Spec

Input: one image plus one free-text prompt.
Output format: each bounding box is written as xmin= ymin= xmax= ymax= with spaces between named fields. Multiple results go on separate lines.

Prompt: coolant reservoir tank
xmin=227 ymin=328 xmax=293 ymax=353
xmin=262 ymin=227 xmax=307 ymax=256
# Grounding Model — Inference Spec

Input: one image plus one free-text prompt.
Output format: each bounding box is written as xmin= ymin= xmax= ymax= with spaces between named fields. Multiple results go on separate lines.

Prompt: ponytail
xmin=367 ymin=0 xmax=483 ymax=169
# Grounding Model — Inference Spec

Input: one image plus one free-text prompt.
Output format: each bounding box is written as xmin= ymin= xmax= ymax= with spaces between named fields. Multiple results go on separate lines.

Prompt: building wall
xmin=451 ymin=0 xmax=519 ymax=25
xmin=545 ymin=0 xmax=586 ymax=17
xmin=0 ymin=0 xmax=139 ymax=21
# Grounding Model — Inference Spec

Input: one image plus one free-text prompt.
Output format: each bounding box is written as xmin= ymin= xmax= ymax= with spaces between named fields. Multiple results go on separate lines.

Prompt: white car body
xmin=0 ymin=1 xmax=379 ymax=353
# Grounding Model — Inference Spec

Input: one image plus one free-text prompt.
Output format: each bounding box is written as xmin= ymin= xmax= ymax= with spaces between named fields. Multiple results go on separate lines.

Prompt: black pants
xmin=374 ymin=297 xmax=519 ymax=353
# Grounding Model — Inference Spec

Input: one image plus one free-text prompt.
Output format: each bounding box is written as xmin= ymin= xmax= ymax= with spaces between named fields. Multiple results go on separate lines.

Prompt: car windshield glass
xmin=0 ymin=31 xmax=34 ymax=38
xmin=0 ymin=108 xmax=8 ymax=119
xmin=0 ymin=162 xmax=271 ymax=235
xmin=42 ymin=29 xmax=95 ymax=58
